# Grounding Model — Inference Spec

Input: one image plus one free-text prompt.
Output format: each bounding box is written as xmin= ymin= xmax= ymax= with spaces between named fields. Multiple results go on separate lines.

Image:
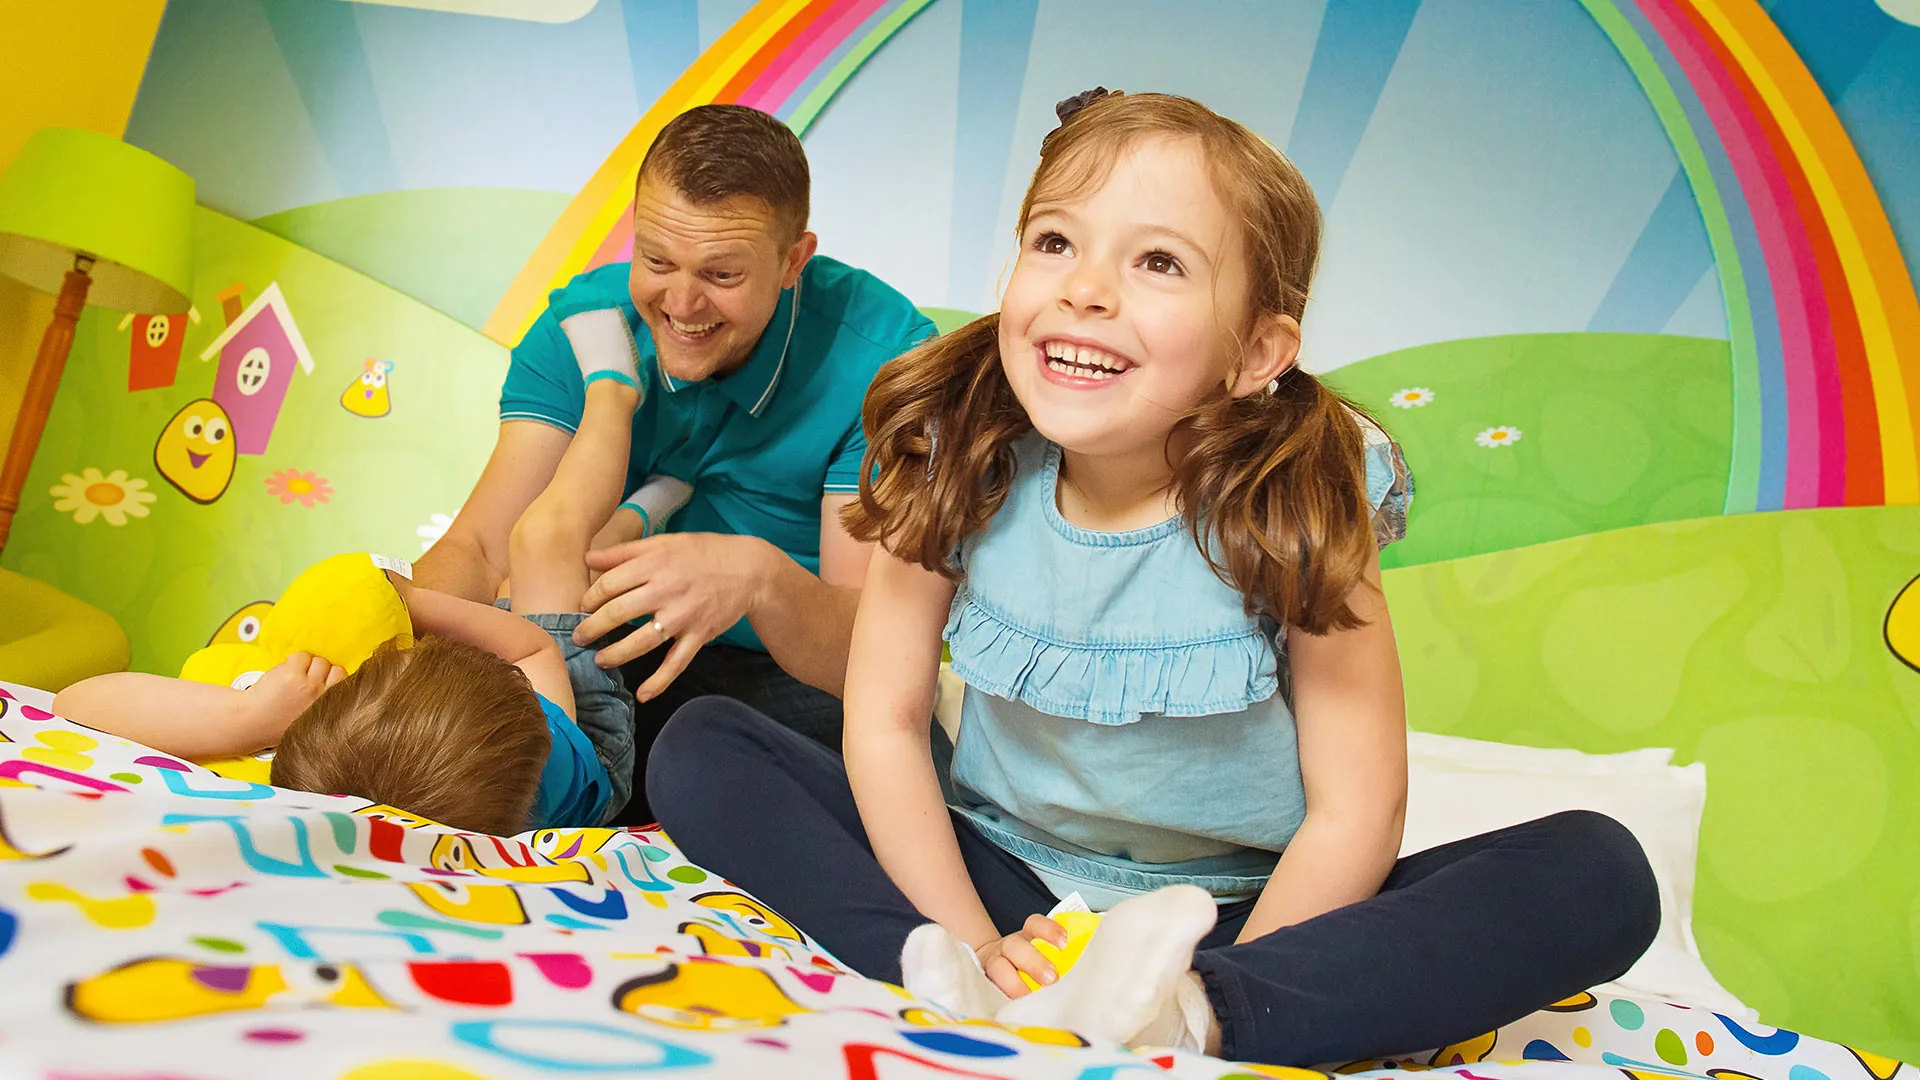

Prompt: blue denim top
xmin=944 ymin=424 xmax=1411 ymax=908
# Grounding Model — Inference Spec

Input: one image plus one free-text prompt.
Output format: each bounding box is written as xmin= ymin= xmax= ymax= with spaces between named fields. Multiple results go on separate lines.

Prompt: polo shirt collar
xmin=653 ymin=277 xmax=800 ymax=418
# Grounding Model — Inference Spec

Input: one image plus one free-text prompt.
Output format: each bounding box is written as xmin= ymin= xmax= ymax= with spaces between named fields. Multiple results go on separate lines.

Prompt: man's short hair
xmin=638 ymin=104 xmax=811 ymax=243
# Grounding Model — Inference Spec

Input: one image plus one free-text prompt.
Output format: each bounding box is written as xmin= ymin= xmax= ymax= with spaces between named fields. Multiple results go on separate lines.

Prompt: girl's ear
xmin=1229 ymin=312 xmax=1301 ymax=399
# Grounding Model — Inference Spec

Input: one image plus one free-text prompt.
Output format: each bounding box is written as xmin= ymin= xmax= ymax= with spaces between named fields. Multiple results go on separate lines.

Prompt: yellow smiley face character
xmin=154 ymin=398 xmax=236 ymax=504
xmin=1888 ymin=575 xmax=1919 ymax=672
xmin=208 ymin=600 xmax=274 ymax=646
xmin=341 ymin=358 xmax=392 ymax=418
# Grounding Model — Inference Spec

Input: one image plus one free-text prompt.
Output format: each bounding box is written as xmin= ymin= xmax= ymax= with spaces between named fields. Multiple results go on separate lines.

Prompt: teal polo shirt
xmin=500 ymin=255 xmax=935 ymax=650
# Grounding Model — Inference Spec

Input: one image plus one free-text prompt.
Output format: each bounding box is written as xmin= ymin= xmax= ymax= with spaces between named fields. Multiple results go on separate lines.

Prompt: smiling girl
xmin=644 ymin=91 xmax=1658 ymax=1066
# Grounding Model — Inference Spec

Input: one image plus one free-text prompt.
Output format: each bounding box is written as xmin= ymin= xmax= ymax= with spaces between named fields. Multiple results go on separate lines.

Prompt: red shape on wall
xmin=120 ymin=308 xmax=199 ymax=391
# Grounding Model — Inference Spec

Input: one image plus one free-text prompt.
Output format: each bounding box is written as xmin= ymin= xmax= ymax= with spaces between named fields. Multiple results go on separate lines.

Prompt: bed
xmin=0 ymin=680 xmax=1907 ymax=1080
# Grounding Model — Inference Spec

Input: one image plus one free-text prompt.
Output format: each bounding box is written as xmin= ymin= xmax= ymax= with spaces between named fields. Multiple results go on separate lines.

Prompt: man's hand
xmin=973 ymin=915 xmax=1068 ymax=999
xmin=243 ymin=652 xmax=346 ymax=744
xmin=573 ymin=532 xmax=776 ymax=702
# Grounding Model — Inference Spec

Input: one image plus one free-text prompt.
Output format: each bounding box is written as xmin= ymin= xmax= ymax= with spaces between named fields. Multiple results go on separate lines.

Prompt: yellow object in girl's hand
xmin=1020 ymin=908 xmax=1104 ymax=991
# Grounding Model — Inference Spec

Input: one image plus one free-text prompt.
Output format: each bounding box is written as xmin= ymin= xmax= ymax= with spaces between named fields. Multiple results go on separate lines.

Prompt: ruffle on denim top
xmin=945 ymin=422 xmax=1411 ymax=728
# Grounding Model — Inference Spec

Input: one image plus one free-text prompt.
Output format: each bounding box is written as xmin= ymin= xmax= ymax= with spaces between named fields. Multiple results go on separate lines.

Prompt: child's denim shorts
xmin=499 ymin=602 xmax=636 ymax=824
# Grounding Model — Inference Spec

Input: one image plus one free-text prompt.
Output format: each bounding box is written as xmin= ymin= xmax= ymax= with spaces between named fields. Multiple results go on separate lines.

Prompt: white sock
xmin=1126 ymin=970 xmax=1215 ymax=1052
xmin=901 ymin=923 xmax=1009 ymax=1019
xmin=995 ymin=884 xmax=1216 ymax=1047
xmin=560 ymin=308 xmax=642 ymax=391
xmin=620 ymin=475 xmax=693 ymax=537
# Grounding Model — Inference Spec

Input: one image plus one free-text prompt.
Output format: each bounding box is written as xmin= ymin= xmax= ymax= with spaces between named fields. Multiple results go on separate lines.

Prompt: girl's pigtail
xmin=1172 ymin=370 xmax=1376 ymax=635
xmin=843 ymin=314 xmax=1031 ymax=576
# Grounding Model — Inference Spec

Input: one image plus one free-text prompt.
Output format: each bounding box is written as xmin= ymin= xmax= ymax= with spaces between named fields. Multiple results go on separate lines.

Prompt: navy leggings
xmin=647 ymin=697 xmax=1661 ymax=1067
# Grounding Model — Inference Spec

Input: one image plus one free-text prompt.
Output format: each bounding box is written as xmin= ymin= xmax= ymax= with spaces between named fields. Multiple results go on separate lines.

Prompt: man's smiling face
xmin=627 ymin=175 xmax=814 ymax=383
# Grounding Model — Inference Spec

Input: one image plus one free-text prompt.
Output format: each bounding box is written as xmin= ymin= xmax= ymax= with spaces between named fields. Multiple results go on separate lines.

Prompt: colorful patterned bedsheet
xmin=0 ymin=681 xmax=1908 ymax=1080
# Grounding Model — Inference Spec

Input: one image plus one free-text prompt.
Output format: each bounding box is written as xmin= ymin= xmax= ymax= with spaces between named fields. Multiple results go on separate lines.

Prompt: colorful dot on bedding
xmin=191 ymin=937 xmax=246 ymax=953
xmin=667 ymin=866 xmax=708 ymax=883
xmin=1572 ymin=1026 xmax=1592 ymax=1048
xmin=334 ymin=864 xmax=388 ymax=878
xmin=1697 ymin=1032 xmax=1715 ymax=1055
xmin=1611 ymin=998 xmax=1646 ymax=1030
xmin=1655 ymin=1029 xmax=1688 ymax=1065
xmin=24 ymin=729 xmax=97 ymax=771
xmin=1523 ymin=1041 xmax=1571 ymax=1062
xmin=110 ymin=772 xmax=141 ymax=784
xmin=1789 ymin=1067 xmax=1831 ymax=1080
xmin=243 ymin=1028 xmax=304 ymax=1043
xmin=141 ymin=848 xmax=175 ymax=877
xmin=900 ymin=1031 xmax=1018 ymax=1058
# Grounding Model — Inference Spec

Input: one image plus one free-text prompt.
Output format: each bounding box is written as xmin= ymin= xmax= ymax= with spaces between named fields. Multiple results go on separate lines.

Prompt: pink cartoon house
xmin=196 ymin=282 xmax=315 ymax=455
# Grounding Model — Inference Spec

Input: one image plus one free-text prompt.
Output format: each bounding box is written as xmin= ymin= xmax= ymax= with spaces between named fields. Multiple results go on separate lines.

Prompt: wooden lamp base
xmin=0 ymin=257 xmax=92 ymax=556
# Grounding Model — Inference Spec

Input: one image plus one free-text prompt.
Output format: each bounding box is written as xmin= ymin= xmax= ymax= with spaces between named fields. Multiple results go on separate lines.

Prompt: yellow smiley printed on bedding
xmin=690 ymin=892 xmax=803 ymax=944
xmin=65 ymin=957 xmax=396 ymax=1023
xmin=612 ymin=959 xmax=810 ymax=1031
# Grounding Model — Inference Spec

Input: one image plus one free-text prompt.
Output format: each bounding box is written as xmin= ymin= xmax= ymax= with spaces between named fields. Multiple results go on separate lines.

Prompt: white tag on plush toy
xmin=369 ymin=553 xmax=414 ymax=579
xmin=231 ymin=670 xmax=265 ymax=691
xmin=1047 ymin=892 xmax=1092 ymax=918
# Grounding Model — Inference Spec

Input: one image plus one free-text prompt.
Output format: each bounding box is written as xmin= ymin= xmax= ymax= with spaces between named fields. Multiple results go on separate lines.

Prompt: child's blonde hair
xmin=271 ymin=636 xmax=550 ymax=834
xmin=847 ymin=92 xmax=1381 ymax=633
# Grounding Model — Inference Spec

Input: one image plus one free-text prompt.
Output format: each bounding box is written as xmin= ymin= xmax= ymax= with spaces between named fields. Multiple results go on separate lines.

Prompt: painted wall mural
xmin=0 ymin=0 xmax=1914 ymax=1060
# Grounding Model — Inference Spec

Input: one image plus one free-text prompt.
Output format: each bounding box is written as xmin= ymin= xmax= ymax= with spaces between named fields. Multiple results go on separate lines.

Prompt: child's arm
xmin=844 ymin=549 xmax=1055 ymax=993
xmin=392 ymin=575 xmax=577 ymax=719
xmin=52 ymin=653 xmax=344 ymax=760
xmin=1236 ymin=556 xmax=1408 ymax=944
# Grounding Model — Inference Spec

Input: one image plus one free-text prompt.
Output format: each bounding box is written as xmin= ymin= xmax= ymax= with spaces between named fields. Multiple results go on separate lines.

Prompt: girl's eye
xmin=1143 ymin=251 xmax=1183 ymax=275
xmin=1033 ymin=231 xmax=1073 ymax=256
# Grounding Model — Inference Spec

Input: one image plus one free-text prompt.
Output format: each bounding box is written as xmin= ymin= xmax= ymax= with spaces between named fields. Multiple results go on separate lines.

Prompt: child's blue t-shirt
xmin=530 ymin=692 xmax=612 ymax=828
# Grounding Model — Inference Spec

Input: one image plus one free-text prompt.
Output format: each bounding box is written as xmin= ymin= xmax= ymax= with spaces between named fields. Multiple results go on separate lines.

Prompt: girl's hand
xmin=973 ymin=915 xmax=1068 ymax=998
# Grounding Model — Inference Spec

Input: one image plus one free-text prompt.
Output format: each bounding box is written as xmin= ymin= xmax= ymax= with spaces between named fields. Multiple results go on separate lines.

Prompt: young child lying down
xmin=57 ymin=366 xmax=684 ymax=834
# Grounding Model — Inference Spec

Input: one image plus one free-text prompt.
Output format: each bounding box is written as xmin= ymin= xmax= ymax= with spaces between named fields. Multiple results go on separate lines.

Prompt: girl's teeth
xmin=1046 ymin=358 xmax=1115 ymax=380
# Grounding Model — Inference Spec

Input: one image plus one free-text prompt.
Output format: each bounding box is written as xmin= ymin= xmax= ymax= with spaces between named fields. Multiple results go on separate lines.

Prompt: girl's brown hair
xmin=845 ymin=93 xmax=1381 ymax=633
xmin=271 ymin=636 xmax=550 ymax=834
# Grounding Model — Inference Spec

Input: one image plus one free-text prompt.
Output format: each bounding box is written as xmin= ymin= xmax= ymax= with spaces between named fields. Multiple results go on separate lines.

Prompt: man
xmin=415 ymin=105 xmax=935 ymax=821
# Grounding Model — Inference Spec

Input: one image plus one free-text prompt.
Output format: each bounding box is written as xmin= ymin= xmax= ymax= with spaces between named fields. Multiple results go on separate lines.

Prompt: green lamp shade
xmin=0 ymin=127 xmax=195 ymax=314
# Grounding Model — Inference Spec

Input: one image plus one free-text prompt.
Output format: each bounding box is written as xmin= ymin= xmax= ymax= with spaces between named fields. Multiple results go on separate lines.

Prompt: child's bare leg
xmin=509 ymin=379 xmax=640 ymax=614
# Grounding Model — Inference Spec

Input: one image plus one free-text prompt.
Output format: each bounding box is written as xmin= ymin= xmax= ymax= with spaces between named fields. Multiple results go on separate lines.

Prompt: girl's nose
xmin=1060 ymin=260 xmax=1117 ymax=315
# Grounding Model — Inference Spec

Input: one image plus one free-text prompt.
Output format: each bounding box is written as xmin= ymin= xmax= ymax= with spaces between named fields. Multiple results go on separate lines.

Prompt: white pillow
xmin=1404 ymin=731 xmax=1755 ymax=1020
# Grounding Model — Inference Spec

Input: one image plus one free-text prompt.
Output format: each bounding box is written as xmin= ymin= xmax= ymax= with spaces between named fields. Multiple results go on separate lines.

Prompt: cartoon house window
xmin=119 ymin=307 xmax=200 ymax=391
xmin=197 ymin=283 xmax=316 ymax=456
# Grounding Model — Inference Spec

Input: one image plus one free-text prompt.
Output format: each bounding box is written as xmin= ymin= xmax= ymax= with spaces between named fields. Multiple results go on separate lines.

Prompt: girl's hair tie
xmin=1054 ymin=87 xmax=1119 ymax=126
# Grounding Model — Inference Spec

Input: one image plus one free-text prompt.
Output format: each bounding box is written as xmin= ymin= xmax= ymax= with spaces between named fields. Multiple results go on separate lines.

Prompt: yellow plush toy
xmin=1019 ymin=906 xmax=1104 ymax=991
xmin=180 ymin=553 xmax=414 ymax=781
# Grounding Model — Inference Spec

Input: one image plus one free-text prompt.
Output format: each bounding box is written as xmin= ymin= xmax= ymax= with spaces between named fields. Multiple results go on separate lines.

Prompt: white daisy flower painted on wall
xmin=1390 ymin=387 xmax=1435 ymax=409
xmin=48 ymin=469 xmax=157 ymax=526
xmin=1475 ymin=426 xmax=1524 ymax=449
xmin=417 ymin=512 xmax=454 ymax=553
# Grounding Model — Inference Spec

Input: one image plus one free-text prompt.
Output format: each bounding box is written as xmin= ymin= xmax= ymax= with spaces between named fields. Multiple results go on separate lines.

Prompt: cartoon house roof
xmin=197 ymin=282 xmax=317 ymax=456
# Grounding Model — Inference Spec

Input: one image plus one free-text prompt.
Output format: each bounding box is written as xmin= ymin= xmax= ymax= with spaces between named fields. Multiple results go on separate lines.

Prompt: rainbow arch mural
xmin=493 ymin=0 xmax=1920 ymax=515
xmin=481 ymin=0 xmax=936 ymax=349
xmin=1582 ymin=0 xmax=1920 ymax=512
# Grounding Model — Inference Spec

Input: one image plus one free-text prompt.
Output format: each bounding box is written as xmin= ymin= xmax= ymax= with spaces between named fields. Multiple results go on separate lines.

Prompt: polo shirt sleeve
xmin=499 ymin=307 xmax=586 ymax=435
xmin=822 ymin=316 xmax=935 ymax=496
xmin=823 ymin=419 xmax=868 ymax=496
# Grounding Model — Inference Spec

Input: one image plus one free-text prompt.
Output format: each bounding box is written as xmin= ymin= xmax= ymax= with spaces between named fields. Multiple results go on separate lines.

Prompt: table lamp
xmin=0 ymin=127 xmax=195 ymax=554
